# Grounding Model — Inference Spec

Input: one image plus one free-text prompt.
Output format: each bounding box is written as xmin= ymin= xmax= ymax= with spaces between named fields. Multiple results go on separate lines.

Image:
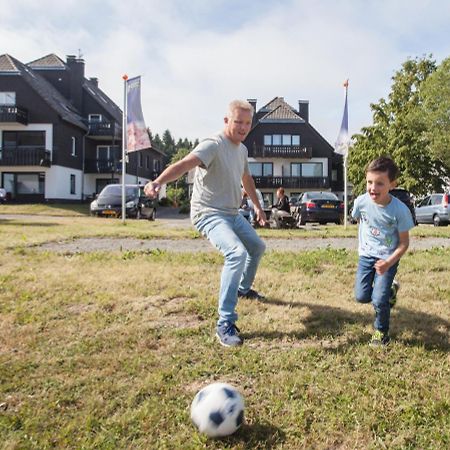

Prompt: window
xmin=71 ymin=137 xmax=76 ymax=156
xmin=291 ymin=162 xmax=323 ymax=177
xmin=282 ymin=135 xmax=291 ymax=145
xmin=153 ymin=159 xmax=161 ymax=172
xmin=146 ymin=155 xmax=150 ymax=169
xmin=0 ymin=92 xmax=15 ymax=105
xmin=70 ymin=174 xmax=76 ymax=194
xmin=138 ymin=152 xmax=143 ymax=167
xmin=263 ymin=134 xmax=300 ymax=147
xmin=96 ymin=145 xmax=119 ymax=160
xmin=332 ymin=169 xmax=337 ymax=181
xmin=249 ymin=162 xmax=273 ymax=177
xmin=89 ymin=114 xmax=102 ymax=122
xmin=2 ymin=131 xmax=45 ymax=148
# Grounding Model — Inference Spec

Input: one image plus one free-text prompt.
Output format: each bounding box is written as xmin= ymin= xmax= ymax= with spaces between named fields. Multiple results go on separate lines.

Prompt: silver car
xmin=415 ymin=193 xmax=449 ymax=226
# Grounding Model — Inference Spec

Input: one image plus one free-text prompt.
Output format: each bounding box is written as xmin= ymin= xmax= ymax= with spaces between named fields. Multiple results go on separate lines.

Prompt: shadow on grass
xmin=0 ymin=219 xmax=60 ymax=227
xmin=244 ymin=297 xmax=450 ymax=351
xmin=223 ymin=421 xmax=286 ymax=448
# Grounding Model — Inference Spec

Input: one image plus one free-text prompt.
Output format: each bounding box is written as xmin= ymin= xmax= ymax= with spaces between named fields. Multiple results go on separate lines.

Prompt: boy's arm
xmin=374 ymin=231 xmax=410 ymax=275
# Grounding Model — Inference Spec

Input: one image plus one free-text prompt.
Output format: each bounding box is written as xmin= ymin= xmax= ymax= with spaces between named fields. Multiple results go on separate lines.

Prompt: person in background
xmin=270 ymin=187 xmax=291 ymax=228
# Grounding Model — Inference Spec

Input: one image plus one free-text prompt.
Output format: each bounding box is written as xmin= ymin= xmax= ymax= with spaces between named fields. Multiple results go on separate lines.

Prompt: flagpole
xmin=122 ymin=74 xmax=128 ymax=224
xmin=344 ymin=151 xmax=348 ymax=229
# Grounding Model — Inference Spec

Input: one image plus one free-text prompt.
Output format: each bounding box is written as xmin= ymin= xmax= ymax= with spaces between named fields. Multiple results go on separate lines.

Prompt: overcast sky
xmin=1 ymin=0 xmax=449 ymax=145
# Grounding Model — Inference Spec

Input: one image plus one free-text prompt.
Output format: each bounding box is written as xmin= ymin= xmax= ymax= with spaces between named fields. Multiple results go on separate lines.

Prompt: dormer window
xmin=0 ymin=92 xmax=16 ymax=105
xmin=264 ymin=134 xmax=300 ymax=147
xmin=89 ymin=114 xmax=102 ymax=122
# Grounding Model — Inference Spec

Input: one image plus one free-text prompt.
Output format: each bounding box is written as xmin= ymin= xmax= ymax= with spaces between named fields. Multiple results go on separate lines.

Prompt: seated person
xmin=271 ymin=187 xmax=291 ymax=226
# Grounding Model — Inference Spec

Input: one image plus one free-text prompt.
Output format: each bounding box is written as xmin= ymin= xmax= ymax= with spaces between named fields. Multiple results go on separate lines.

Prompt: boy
xmin=352 ymin=157 xmax=415 ymax=347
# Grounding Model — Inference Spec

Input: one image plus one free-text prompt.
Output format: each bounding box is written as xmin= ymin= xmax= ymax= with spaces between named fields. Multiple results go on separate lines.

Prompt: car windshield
xmin=98 ymin=185 xmax=139 ymax=198
xmin=306 ymin=192 xmax=338 ymax=200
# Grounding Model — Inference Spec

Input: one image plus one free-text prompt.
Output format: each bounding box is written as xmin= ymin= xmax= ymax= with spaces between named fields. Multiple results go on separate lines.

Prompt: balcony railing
xmin=88 ymin=120 xmax=121 ymax=138
xmin=0 ymin=106 xmax=28 ymax=125
xmin=0 ymin=147 xmax=51 ymax=166
xmin=85 ymin=158 xmax=122 ymax=173
xmin=253 ymin=176 xmax=329 ymax=189
xmin=250 ymin=145 xmax=312 ymax=159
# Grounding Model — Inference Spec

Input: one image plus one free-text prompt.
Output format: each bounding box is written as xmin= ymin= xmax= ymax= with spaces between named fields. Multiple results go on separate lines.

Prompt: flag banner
xmin=335 ymin=81 xmax=350 ymax=156
xmin=126 ymin=76 xmax=151 ymax=152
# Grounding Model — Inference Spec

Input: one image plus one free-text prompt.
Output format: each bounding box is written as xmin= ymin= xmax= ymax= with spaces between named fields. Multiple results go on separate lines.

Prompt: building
xmin=0 ymin=53 xmax=164 ymax=202
xmin=243 ymin=97 xmax=344 ymax=206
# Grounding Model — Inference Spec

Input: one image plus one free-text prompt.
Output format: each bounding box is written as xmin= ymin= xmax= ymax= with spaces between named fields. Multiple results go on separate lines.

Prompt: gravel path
xmin=38 ymin=236 xmax=450 ymax=254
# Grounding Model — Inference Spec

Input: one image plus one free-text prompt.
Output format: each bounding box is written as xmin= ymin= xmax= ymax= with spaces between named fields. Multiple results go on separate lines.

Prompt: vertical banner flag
xmin=335 ymin=79 xmax=350 ymax=156
xmin=126 ymin=76 xmax=151 ymax=152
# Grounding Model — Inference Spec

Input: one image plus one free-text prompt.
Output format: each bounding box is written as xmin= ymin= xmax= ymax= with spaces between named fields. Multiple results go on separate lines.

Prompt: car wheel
xmin=148 ymin=209 xmax=156 ymax=221
xmin=433 ymin=214 xmax=441 ymax=227
xmin=298 ymin=214 xmax=306 ymax=226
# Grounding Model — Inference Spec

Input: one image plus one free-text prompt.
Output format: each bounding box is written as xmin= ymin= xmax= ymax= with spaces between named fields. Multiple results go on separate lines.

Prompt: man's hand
xmin=255 ymin=208 xmax=267 ymax=227
xmin=144 ymin=181 xmax=161 ymax=199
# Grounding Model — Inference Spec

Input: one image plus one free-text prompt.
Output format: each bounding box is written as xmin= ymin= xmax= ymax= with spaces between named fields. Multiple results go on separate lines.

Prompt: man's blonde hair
xmin=228 ymin=99 xmax=254 ymax=117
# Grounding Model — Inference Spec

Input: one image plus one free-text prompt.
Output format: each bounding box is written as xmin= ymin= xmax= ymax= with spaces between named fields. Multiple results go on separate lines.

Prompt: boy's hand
xmin=374 ymin=259 xmax=390 ymax=275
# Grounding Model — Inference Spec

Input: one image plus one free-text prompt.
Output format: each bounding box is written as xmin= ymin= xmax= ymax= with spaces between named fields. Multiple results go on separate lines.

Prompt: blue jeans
xmin=354 ymin=256 xmax=399 ymax=333
xmin=194 ymin=213 xmax=266 ymax=326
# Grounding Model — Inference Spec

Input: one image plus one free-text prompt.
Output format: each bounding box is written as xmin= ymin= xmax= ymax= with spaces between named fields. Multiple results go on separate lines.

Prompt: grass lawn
xmin=0 ymin=206 xmax=449 ymax=449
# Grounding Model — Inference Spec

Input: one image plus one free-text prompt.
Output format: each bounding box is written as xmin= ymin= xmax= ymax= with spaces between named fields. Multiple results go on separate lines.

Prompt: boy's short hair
xmin=366 ymin=157 xmax=399 ymax=181
xmin=228 ymin=99 xmax=254 ymax=117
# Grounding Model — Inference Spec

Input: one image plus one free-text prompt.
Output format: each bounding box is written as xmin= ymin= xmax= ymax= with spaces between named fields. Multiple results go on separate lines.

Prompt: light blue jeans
xmin=194 ymin=213 xmax=266 ymax=326
xmin=354 ymin=255 xmax=399 ymax=333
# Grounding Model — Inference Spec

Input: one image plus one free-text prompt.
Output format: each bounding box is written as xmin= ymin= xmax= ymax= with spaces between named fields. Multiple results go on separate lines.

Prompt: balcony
xmin=0 ymin=106 xmax=28 ymax=125
xmin=88 ymin=120 xmax=121 ymax=139
xmin=0 ymin=147 xmax=51 ymax=166
xmin=253 ymin=176 xmax=329 ymax=190
xmin=250 ymin=145 xmax=312 ymax=159
xmin=85 ymin=158 xmax=122 ymax=174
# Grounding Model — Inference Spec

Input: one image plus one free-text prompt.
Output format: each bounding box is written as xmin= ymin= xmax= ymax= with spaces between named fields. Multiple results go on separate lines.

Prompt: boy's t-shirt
xmin=352 ymin=192 xmax=415 ymax=259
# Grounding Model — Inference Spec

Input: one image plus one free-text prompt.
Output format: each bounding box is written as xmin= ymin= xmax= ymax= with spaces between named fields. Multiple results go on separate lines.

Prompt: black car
xmin=90 ymin=184 xmax=157 ymax=219
xmin=292 ymin=191 xmax=344 ymax=226
xmin=389 ymin=188 xmax=416 ymax=225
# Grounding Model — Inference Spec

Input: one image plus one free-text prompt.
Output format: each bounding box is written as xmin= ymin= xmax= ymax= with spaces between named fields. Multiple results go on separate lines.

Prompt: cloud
xmin=1 ymin=0 xmax=449 ymax=144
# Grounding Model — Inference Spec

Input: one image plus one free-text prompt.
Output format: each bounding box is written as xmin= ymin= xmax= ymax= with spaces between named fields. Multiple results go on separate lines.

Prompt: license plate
xmin=321 ymin=204 xmax=335 ymax=209
xmin=103 ymin=210 xmax=117 ymax=215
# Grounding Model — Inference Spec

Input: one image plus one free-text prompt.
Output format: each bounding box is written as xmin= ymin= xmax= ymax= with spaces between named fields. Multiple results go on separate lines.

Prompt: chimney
xmin=247 ymin=98 xmax=257 ymax=113
xmin=66 ymin=55 xmax=85 ymax=111
xmin=89 ymin=77 xmax=98 ymax=88
xmin=298 ymin=100 xmax=309 ymax=122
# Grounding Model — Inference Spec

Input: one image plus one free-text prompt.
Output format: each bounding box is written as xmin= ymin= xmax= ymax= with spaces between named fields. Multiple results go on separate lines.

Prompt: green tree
xmin=348 ymin=56 xmax=446 ymax=197
xmin=165 ymin=147 xmax=191 ymax=206
xmin=421 ymin=56 xmax=450 ymax=171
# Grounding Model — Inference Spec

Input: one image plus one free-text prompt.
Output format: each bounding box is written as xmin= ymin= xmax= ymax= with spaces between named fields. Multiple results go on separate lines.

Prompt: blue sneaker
xmin=238 ymin=289 xmax=265 ymax=300
xmin=216 ymin=322 xmax=243 ymax=347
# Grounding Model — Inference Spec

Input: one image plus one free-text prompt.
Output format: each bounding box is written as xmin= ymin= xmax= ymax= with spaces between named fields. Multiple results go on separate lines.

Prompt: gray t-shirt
xmin=190 ymin=133 xmax=250 ymax=224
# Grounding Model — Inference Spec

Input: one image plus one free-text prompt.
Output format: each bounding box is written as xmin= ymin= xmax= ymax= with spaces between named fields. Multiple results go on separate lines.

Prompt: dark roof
xmin=27 ymin=54 xmax=66 ymax=70
xmin=83 ymin=78 xmax=123 ymax=125
xmin=0 ymin=54 xmax=20 ymax=74
xmin=0 ymin=54 xmax=86 ymax=129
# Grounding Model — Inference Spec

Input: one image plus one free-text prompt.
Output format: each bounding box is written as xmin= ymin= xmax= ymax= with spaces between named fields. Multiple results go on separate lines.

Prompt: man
xmin=270 ymin=187 xmax=291 ymax=228
xmin=144 ymin=100 xmax=267 ymax=347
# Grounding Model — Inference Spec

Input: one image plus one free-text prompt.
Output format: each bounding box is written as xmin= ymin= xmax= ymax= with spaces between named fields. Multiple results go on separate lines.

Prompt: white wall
xmin=46 ymin=165 xmax=83 ymax=200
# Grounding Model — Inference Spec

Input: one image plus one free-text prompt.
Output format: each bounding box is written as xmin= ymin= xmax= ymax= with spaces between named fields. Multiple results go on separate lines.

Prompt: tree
xmin=421 ymin=56 xmax=450 ymax=171
xmin=165 ymin=147 xmax=191 ymax=206
xmin=348 ymin=56 xmax=447 ymax=197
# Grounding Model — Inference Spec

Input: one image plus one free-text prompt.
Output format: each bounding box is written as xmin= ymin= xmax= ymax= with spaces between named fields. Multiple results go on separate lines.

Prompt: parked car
xmin=389 ymin=187 xmax=417 ymax=225
xmin=90 ymin=184 xmax=157 ymax=219
xmin=0 ymin=188 xmax=6 ymax=204
xmin=415 ymin=192 xmax=449 ymax=227
xmin=292 ymin=191 xmax=344 ymax=226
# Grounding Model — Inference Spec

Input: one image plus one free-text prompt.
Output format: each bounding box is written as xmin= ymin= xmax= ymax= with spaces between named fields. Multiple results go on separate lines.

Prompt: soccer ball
xmin=190 ymin=382 xmax=245 ymax=437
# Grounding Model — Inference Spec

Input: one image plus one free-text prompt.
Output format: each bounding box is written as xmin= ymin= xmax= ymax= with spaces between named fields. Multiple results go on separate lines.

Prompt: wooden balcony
xmin=253 ymin=176 xmax=330 ymax=190
xmin=88 ymin=120 xmax=121 ymax=139
xmin=249 ymin=145 xmax=312 ymax=159
xmin=85 ymin=158 xmax=122 ymax=174
xmin=0 ymin=106 xmax=28 ymax=125
xmin=0 ymin=147 xmax=51 ymax=166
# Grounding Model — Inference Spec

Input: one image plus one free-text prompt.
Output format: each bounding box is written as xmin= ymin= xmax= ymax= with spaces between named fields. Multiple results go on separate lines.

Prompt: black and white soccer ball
xmin=190 ymin=382 xmax=244 ymax=437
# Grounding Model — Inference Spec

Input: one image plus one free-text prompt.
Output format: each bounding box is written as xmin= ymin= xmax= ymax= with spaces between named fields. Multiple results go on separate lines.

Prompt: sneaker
xmin=216 ymin=322 xmax=243 ymax=347
xmin=389 ymin=280 xmax=400 ymax=308
xmin=238 ymin=289 xmax=265 ymax=300
xmin=370 ymin=330 xmax=390 ymax=347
